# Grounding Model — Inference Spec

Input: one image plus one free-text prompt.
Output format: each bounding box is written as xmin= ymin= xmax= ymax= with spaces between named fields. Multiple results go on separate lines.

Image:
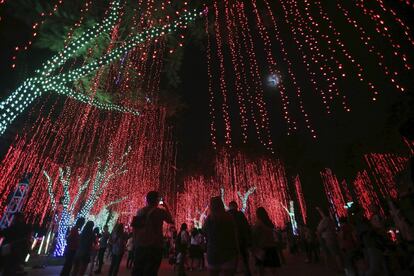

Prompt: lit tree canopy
xmin=0 ymin=0 xmax=202 ymax=136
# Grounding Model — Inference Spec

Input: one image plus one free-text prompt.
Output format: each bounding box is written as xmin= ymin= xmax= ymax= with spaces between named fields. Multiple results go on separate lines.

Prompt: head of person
xmin=93 ymin=227 xmax=100 ymax=235
xmin=209 ymin=196 xmax=225 ymax=217
xmin=82 ymin=221 xmax=94 ymax=234
xmin=103 ymin=225 xmax=109 ymax=233
xmin=180 ymin=223 xmax=187 ymax=232
xmin=229 ymin=201 xmax=238 ymax=211
xmin=146 ymin=191 xmax=160 ymax=207
xmin=256 ymin=207 xmax=274 ymax=229
xmin=75 ymin=217 xmax=86 ymax=229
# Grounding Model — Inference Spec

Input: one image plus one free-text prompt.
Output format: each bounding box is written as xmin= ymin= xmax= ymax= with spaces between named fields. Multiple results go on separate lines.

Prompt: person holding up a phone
xmin=132 ymin=191 xmax=174 ymax=276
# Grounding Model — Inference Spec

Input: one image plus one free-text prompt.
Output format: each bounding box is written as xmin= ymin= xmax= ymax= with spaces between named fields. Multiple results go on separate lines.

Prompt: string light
xmin=9 ymin=0 xmax=66 ymax=69
xmin=321 ymin=168 xmax=347 ymax=219
xmin=212 ymin=0 xmax=232 ymax=146
xmin=177 ymin=150 xmax=290 ymax=228
xmin=353 ymin=170 xmax=382 ymax=218
xmin=0 ymin=1 xmax=201 ymax=136
xmin=293 ymin=175 xmax=307 ymax=225
xmin=364 ymin=153 xmax=409 ymax=199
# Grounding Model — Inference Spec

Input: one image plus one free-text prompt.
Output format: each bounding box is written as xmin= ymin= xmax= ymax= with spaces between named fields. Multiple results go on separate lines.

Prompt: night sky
xmin=1 ymin=0 xmax=414 ymax=223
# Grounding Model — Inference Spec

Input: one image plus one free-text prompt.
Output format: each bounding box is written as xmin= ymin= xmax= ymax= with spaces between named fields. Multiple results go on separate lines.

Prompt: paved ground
xmin=26 ymin=253 xmax=340 ymax=276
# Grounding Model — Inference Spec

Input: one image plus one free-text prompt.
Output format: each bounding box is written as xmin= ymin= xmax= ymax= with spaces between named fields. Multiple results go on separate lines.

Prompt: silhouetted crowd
xmin=1 ymin=186 xmax=414 ymax=276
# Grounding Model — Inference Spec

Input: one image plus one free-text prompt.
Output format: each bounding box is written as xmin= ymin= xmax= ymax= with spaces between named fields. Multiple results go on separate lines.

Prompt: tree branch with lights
xmin=220 ymin=186 xmax=256 ymax=213
xmin=43 ymin=146 xmax=130 ymax=256
xmin=0 ymin=0 xmax=202 ymax=136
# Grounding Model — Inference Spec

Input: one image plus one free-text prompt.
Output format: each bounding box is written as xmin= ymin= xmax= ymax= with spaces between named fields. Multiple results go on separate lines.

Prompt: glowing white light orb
xmin=267 ymin=73 xmax=281 ymax=88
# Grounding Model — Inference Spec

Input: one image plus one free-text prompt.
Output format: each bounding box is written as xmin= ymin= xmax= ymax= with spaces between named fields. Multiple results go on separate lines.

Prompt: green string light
xmin=0 ymin=0 xmax=202 ymax=135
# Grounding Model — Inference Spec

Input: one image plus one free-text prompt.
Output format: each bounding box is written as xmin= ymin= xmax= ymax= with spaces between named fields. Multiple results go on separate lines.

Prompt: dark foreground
xmin=26 ymin=252 xmax=339 ymax=276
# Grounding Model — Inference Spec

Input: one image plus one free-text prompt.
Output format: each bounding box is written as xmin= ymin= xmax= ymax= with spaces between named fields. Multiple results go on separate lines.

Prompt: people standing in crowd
xmin=176 ymin=223 xmax=190 ymax=273
xmin=203 ymin=196 xmax=238 ymax=276
xmin=60 ymin=217 xmax=85 ymax=276
xmin=95 ymin=225 xmax=110 ymax=274
xmin=227 ymin=201 xmax=252 ymax=276
xmin=189 ymin=228 xmax=204 ymax=271
xmin=388 ymin=199 xmax=414 ymax=243
xmin=301 ymin=224 xmax=318 ymax=264
xmin=299 ymin=223 xmax=311 ymax=263
xmin=353 ymin=207 xmax=388 ymax=276
xmin=274 ymin=227 xmax=286 ymax=265
xmin=316 ymin=207 xmax=343 ymax=272
xmin=108 ymin=223 xmax=126 ymax=276
xmin=168 ymin=226 xmax=178 ymax=267
xmin=126 ymin=233 xmax=134 ymax=269
xmin=88 ymin=227 xmax=100 ymax=275
xmin=0 ymin=212 xmax=31 ymax=275
xmin=252 ymin=207 xmax=281 ymax=276
xmin=132 ymin=191 xmax=173 ymax=276
xmin=285 ymin=222 xmax=298 ymax=255
xmin=370 ymin=205 xmax=387 ymax=237
xmin=71 ymin=220 xmax=95 ymax=276
xmin=338 ymin=217 xmax=358 ymax=276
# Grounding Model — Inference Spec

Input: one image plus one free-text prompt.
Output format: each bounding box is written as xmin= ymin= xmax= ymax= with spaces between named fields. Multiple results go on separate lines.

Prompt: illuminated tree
xmin=0 ymin=0 xmax=201 ymax=136
xmin=88 ymin=196 xmax=128 ymax=231
xmin=220 ymin=186 xmax=256 ymax=213
xmin=187 ymin=205 xmax=208 ymax=229
xmin=43 ymin=146 xmax=129 ymax=256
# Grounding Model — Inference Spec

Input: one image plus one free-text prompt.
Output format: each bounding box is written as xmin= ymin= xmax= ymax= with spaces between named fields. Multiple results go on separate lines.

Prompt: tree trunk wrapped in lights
xmin=220 ymin=186 xmax=256 ymax=213
xmin=43 ymin=147 xmax=129 ymax=256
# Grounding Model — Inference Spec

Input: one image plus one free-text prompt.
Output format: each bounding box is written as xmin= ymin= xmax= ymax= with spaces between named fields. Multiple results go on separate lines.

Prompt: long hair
xmin=256 ymin=207 xmax=275 ymax=229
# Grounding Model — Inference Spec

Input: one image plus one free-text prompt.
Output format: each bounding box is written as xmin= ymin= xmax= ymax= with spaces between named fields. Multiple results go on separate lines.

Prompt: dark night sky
xmin=1 ymin=1 xmax=414 ymax=224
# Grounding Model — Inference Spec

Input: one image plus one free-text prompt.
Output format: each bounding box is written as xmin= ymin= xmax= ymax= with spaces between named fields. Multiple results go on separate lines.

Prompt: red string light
xmin=353 ymin=170 xmax=382 ymax=218
xmin=176 ymin=150 xmax=290 ymax=228
xmin=321 ymin=169 xmax=347 ymax=219
xmin=293 ymin=175 xmax=307 ymax=225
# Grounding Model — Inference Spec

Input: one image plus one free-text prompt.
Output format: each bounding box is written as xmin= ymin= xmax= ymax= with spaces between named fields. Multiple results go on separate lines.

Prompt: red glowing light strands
xmin=234 ymin=3 xmax=273 ymax=150
xmin=250 ymin=0 xmax=296 ymax=134
xmin=398 ymin=0 xmax=414 ymax=9
xmin=321 ymin=169 xmax=347 ymax=219
xmin=176 ymin=151 xmax=290 ymax=228
xmin=293 ymin=175 xmax=307 ymax=225
xmin=353 ymin=170 xmax=382 ymax=218
xmin=10 ymin=0 xmax=66 ymax=69
xmin=364 ymin=153 xmax=409 ymax=199
xmin=338 ymin=2 xmax=407 ymax=94
xmin=206 ymin=0 xmax=413 ymax=145
xmin=356 ymin=0 xmax=412 ymax=69
xmin=206 ymin=12 xmax=217 ymax=148
xmin=223 ymin=1 xmax=249 ymax=143
xmin=213 ymin=0 xmax=232 ymax=146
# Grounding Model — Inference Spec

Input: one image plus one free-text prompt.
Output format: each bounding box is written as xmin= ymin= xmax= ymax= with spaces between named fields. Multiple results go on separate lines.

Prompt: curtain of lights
xmin=206 ymin=0 xmax=413 ymax=149
xmin=321 ymin=169 xmax=347 ymax=219
xmin=364 ymin=153 xmax=409 ymax=199
xmin=321 ymin=153 xmax=410 ymax=219
xmin=293 ymin=175 xmax=307 ymax=225
xmin=176 ymin=150 xmax=290 ymax=228
xmin=0 ymin=0 xmax=182 ymax=227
